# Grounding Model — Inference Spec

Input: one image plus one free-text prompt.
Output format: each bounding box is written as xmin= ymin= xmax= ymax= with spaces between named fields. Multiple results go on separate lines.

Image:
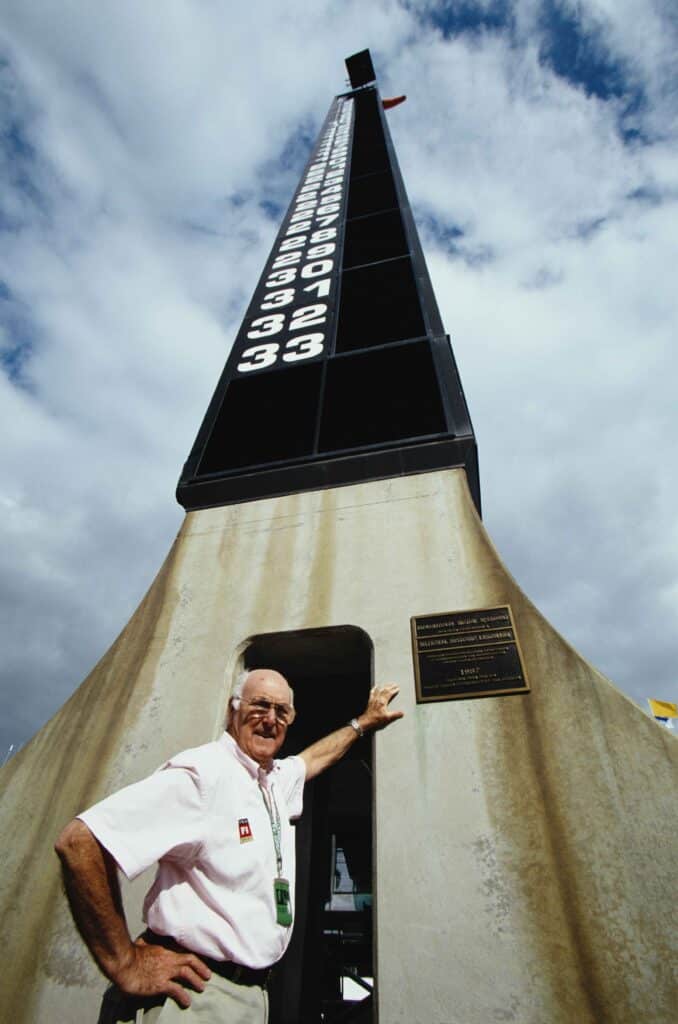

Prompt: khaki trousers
xmin=97 ymin=974 xmax=268 ymax=1024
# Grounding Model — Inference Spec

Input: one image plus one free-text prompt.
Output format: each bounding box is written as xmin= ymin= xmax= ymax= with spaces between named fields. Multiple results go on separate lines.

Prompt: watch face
xmin=235 ymin=96 xmax=353 ymax=377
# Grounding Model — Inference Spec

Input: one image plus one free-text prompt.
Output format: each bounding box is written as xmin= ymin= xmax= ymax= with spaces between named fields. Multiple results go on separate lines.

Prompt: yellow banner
xmin=648 ymin=699 xmax=678 ymax=719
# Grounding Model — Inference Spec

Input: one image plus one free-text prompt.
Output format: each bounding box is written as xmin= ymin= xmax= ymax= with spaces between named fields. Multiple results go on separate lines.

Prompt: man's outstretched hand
xmin=358 ymin=684 xmax=404 ymax=733
xmin=112 ymin=937 xmax=211 ymax=1009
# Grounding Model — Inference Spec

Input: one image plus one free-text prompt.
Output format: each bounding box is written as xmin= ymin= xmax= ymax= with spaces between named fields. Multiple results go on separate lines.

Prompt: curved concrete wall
xmin=0 ymin=469 xmax=675 ymax=1022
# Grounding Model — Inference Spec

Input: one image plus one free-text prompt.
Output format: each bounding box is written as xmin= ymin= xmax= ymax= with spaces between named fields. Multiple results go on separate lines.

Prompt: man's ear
xmin=226 ymin=697 xmax=236 ymax=730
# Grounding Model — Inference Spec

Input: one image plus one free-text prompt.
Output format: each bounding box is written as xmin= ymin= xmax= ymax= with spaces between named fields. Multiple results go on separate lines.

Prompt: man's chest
xmin=199 ymin=778 xmax=293 ymax=885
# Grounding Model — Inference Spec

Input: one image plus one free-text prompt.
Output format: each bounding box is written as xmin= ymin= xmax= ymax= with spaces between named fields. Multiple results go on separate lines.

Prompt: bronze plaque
xmin=411 ymin=605 xmax=529 ymax=702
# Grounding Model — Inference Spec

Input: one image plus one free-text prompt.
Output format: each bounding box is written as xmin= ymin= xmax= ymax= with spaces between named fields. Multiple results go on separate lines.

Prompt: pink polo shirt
xmin=79 ymin=732 xmax=306 ymax=968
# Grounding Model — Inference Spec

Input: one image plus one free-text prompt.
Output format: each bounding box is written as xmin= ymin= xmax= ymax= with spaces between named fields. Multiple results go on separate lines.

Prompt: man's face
xmin=229 ymin=669 xmax=293 ymax=767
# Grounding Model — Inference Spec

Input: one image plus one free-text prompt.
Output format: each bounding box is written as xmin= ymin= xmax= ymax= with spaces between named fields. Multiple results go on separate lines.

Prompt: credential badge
xmin=238 ymin=817 xmax=253 ymax=843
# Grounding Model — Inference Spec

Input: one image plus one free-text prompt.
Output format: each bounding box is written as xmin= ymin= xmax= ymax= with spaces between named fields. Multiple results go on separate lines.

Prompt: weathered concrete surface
xmin=0 ymin=469 xmax=675 ymax=1023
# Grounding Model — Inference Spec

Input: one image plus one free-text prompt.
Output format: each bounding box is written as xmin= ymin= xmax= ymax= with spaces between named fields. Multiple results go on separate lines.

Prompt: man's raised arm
xmin=300 ymin=683 xmax=403 ymax=781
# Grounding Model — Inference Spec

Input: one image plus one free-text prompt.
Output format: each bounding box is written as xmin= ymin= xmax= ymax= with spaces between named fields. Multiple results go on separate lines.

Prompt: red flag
xmin=382 ymin=95 xmax=406 ymax=110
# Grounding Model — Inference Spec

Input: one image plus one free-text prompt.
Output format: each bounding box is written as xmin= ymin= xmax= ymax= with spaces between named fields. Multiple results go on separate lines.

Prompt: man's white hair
xmin=231 ymin=669 xmax=250 ymax=702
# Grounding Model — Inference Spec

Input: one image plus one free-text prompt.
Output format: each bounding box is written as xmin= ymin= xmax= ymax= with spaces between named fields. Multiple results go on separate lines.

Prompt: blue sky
xmin=1 ymin=0 xmax=677 ymax=758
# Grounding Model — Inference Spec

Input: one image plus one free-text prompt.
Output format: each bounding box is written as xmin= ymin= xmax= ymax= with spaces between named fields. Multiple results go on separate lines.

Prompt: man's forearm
xmin=56 ymin=820 xmax=210 ymax=1006
xmin=300 ymin=719 xmax=366 ymax=780
xmin=55 ymin=819 xmax=134 ymax=980
xmin=300 ymin=684 xmax=403 ymax=780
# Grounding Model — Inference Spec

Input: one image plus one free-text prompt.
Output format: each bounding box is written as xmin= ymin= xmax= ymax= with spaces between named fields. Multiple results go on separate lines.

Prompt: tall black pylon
xmin=178 ymin=49 xmax=479 ymax=514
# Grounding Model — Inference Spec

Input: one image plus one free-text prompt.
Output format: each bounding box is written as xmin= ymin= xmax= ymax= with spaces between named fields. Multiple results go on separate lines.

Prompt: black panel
xmin=343 ymin=210 xmax=408 ymax=269
xmin=198 ymin=363 xmax=322 ymax=474
xmin=335 ymin=257 xmax=425 ymax=351
xmin=177 ymin=436 xmax=480 ymax=514
xmin=345 ymin=49 xmax=376 ymax=89
xmin=349 ymin=93 xmax=388 ymax=178
xmin=319 ymin=341 xmax=447 ymax=451
xmin=347 ymin=170 xmax=398 ymax=219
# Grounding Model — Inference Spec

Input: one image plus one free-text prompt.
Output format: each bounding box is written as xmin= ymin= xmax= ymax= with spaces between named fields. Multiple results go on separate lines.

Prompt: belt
xmin=204 ymin=957 xmax=272 ymax=988
xmin=142 ymin=930 xmax=273 ymax=989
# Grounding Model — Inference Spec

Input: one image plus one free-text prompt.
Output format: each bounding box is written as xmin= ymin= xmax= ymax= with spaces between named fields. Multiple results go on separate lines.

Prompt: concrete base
xmin=1 ymin=469 xmax=675 ymax=1022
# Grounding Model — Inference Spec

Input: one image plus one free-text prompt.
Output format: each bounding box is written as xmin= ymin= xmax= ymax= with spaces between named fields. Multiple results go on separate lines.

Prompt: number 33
xmin=237 ymin=334 xmax=324 ymax=372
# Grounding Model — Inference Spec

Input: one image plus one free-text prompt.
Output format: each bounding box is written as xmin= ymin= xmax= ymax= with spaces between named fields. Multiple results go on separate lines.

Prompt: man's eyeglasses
xmin=237 ymin=697 xmax=296 ymax=725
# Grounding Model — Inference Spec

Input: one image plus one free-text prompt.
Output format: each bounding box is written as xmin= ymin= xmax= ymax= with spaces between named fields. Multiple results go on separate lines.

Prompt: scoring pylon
xmin=1 ymin=49 xmax=675 ymax=1024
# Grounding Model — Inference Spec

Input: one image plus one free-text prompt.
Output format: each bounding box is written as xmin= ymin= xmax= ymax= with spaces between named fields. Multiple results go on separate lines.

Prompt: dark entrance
xmin=242 ymin=626 xmax=374 ymax=1023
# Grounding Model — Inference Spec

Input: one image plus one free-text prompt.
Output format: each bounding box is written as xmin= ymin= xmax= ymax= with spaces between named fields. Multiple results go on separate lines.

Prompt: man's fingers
xmin=183 ymin=953 xmax=211 ymax=981
xmin=372 ymin=684 xmax=400 ymax=706
xmin=175 ymin=962 xmax=208 ymax=991
xmin=120 ymin=945 xmax=212 ymax=1001
xmin=362 ymin=683 xmax=404 ymax=731
xmin=371 ymin=683 xmax=399 ymax=697
xmin=165 ymin=980 xmax=192 ymax=1009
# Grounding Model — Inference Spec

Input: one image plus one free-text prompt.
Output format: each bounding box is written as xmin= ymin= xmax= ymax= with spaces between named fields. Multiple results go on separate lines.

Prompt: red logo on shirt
xmin=238 ymin=818 xmax=253 ymax=842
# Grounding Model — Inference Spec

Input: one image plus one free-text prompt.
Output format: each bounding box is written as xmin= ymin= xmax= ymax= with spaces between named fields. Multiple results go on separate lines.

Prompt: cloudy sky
xmin=1 ymin=0 xmax=677 ymax=759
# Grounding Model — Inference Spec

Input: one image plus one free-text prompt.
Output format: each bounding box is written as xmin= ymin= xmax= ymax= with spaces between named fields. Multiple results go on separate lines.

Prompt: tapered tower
xmin=177 ymin=48 xmax=478 ymax=515
xmin=1 ymin=50 xmax=675 ymax=1024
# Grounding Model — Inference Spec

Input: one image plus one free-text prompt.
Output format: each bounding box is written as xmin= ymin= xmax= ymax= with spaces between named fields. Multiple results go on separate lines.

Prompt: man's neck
xmin=224 ymin=729 xmax=273 ymax=774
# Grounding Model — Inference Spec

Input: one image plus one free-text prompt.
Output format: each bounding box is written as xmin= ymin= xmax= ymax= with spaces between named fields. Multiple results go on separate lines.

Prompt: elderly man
xmin=55 ymin=669 xmax=402 ymax=1022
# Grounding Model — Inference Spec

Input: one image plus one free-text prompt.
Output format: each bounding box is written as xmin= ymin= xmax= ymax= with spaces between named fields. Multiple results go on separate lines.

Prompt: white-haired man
xmin=55 ymin=668 xmax=402 ymax=1022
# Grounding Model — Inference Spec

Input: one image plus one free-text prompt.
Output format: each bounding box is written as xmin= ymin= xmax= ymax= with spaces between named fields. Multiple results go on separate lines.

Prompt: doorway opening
xmin=241 ymin=625 xmax=374 ymax=1024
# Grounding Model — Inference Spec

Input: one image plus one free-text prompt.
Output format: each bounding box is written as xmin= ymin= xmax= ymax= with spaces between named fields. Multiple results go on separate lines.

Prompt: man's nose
xmin=262 ymin=704 xmax=278 ymax=724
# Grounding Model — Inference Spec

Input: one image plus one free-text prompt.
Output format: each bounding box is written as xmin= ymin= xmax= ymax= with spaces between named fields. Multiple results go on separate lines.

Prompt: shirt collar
xmin=220 ymin=730 xmax=274 ymax=781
